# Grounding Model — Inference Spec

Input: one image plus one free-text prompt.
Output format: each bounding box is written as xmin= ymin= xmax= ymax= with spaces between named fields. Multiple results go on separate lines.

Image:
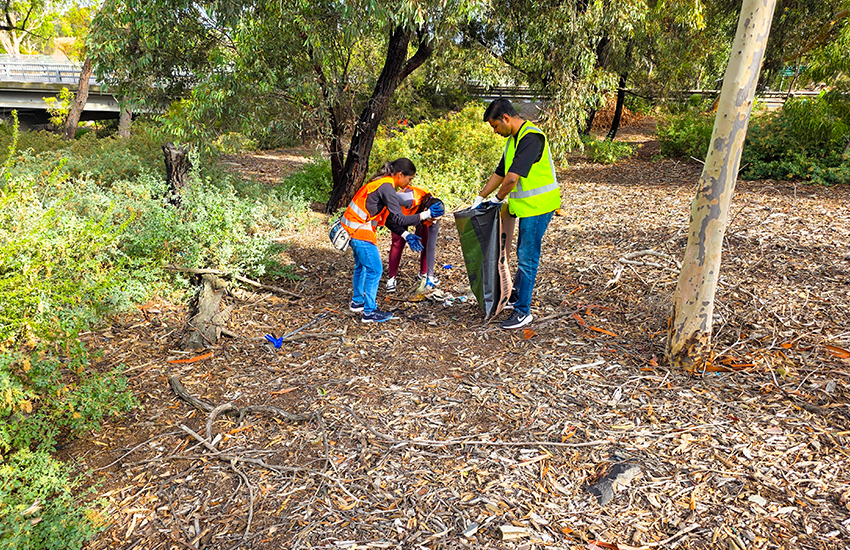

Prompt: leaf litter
xmin=70 ymin=120 xmax=849 ymax=550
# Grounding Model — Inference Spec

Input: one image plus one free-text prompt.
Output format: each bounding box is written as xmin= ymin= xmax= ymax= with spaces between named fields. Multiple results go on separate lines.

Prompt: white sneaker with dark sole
xmin=500 ymin=310 xmax=533 ymax=330
xmin=386 ymin=277 xmax=397 ymax=293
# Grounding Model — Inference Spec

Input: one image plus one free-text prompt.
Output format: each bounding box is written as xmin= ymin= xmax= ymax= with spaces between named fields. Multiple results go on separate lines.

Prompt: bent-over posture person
xmin=386 ymin=184 xmax=443 ymax=292
xmin=342 ymin=158 xmax=445 ymax=322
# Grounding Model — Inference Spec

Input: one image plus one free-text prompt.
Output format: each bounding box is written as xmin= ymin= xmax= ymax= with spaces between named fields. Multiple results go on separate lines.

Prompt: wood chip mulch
xmin=71 ymin=121 xmax=849 ymax=550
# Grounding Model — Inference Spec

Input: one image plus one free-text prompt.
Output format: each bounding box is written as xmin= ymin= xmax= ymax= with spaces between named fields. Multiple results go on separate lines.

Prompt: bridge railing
xmin=0 ymin=56 xmax=100 ymax=86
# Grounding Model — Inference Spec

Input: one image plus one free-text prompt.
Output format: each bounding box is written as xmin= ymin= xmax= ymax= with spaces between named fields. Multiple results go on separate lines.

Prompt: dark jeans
xmin=513 ymin=210 xmax=554 ymax=316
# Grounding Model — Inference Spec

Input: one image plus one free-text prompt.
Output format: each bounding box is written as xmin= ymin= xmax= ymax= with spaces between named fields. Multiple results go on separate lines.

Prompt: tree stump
xmin=163 ymin=142 xmax=191 ymax=207
xmin=181 ymin=274 xmax=233 ymax=350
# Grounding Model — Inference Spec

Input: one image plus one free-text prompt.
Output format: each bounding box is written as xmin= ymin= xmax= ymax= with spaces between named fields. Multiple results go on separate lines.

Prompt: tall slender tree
xmin=667 ymin=0 xmax=777 ymax=370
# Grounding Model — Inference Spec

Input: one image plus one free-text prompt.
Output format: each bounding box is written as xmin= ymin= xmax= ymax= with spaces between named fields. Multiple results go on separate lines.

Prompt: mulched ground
xmin=73 ymin=120 xmax=849 ymax=550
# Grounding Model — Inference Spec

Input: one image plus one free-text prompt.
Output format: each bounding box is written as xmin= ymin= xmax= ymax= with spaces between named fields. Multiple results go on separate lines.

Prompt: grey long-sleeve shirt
xmin=364 ymin=181 xmax=423 ymax=236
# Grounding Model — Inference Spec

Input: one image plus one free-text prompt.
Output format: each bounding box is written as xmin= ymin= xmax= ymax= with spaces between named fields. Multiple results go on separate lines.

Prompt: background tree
xmin=464 ymin=0 xmax=652 ymax=157
xmin=89 ymin=0 xmax=479 ymax=211
xmin=0 ymin=0 xmax=60 ymax=55
xmin=667 ymin=0 xmax=777 ymax=370
xmin=58 ymin=2 xmax=100 ymax=140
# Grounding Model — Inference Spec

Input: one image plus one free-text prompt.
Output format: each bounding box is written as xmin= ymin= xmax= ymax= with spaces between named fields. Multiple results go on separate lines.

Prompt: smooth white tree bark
xmin=667 ymin=0 xmax=777 ymax=370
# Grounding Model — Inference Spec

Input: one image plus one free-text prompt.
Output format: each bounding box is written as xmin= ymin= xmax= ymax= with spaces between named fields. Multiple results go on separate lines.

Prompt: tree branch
xmin=399 ymin=31 xmax=434 ymax=81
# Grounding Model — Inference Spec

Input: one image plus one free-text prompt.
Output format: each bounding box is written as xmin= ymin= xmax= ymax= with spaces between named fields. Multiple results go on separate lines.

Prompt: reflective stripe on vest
xmin=343 ymin=177 xmax=392 ymax=244
xmin=341 ymin=217 xmax=378 ymax=232
xmin=504 ymin=123 xmax=561 ymax=217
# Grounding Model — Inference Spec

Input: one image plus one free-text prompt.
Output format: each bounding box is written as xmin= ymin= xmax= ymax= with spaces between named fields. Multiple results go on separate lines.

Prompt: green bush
xmin=656 ymin=108 xmax=714 ymax=159
xmin=0 ymin=111 xmax=307 ymax=548
xmin=658 ymin=91 xmax=850 ymax=185
xmin=0 ymin=121 xmax=167 ymax=186
xmin=581 ymin=136 xmax=636 ymax=164
xmin=370 ymin=102 xmax=504 ymax=208
xmin=0 ymin=118 xmax=136 ymax=549
xmin=279 ymin=156 xmax=334 ymax=204
xmin=741 ymin=92 xmax=850 ymax=185
xmin=0 ymin=449 xmax=98 ymax=550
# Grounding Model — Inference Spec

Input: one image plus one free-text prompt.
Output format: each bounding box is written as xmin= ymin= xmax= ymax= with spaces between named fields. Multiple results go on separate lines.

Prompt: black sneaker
xmin=500 ymin=310 xmax=532 ymax=330
xmin=503 ymin=289 xmax=518 ymax=310
xmin=362 ymin=310 xmax=393 ymax=323
xmin=349 ymin=301 xmax=365 ymax=313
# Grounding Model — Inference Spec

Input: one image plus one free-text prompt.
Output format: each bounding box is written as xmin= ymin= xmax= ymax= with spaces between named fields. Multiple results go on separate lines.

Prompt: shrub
xmin=741 ymin=92 xmax=850 ymax=185
xmin=279 ymin=156 xmax=334 ymax=204
xmin=0 ymin=108 xmax=311 ymax=548
xmin=656 ymin=108 xmax=714 ymax=159
xmin=0 ymin=117 xmax=136 ymax=549
xmin=658 ymin=90 xmax=850 ymax=185
xmin=581 ymin=136 xmax=636 ymax=164
xmin=0 ymin=449 xmax=98 ymax=550
xmin=213 ymin=132 xmax=259 ymax=155
xmin=370 ymin=102 xmax=504 ymax=208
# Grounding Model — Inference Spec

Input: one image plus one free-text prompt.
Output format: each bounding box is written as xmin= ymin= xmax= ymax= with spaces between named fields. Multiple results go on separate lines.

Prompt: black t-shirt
xmin=495 ymin=123 xmax=545 ymax=178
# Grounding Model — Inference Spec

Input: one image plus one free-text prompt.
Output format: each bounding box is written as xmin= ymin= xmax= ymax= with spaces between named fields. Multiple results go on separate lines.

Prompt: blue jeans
xmin=350 ymin=238 xmax=383 ymax=314
xmin=513 ymin=210 xmax=554 ymax=316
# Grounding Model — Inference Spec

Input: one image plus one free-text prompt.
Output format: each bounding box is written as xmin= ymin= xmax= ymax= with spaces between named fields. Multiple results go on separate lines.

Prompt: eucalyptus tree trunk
xmin=63 ymin=58 xmax=93 ymax=140
xmin=605 ymin=73 xmax=627 ymax=141
xmin=117 ymin=101 xmax=132 ymax=137
xmin=325 ymin=28 xmax=432 ymax=212
xmin=666 ymin=0 xmax=776 ymax=370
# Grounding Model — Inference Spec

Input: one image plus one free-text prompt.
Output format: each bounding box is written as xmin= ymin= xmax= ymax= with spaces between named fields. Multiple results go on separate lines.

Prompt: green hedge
xmin=657 ymin=90 xmax=850 ymax=185
xmin=0 ymin=115 xmax=307 ymax=547
xmin=370 ymin=103 xmax=505 ymax=208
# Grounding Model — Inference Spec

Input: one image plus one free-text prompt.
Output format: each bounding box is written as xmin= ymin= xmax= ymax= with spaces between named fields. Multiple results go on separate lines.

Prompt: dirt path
xmin=76 ymin=121 xmax=850 ymax=550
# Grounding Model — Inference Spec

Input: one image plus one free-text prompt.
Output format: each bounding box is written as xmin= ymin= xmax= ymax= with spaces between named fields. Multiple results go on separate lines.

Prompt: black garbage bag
xmin=453 ymin=202 xmax=513 ymax=319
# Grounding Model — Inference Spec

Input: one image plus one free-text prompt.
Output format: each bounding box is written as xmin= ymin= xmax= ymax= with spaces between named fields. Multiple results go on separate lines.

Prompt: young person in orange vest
xmin=385 ymin=184 xmax=443 ymax=293
xmin=472 ymin=98 xmax=561 ymax=330
xmin=342 ymin=158 xmax=445 ymax=322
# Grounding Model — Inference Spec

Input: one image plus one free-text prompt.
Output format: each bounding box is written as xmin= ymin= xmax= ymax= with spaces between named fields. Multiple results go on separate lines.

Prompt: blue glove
xmin=405 ymin=234 xmax=424 ymax=252
xmin=429 ymin=202 xmax=445 ymax=218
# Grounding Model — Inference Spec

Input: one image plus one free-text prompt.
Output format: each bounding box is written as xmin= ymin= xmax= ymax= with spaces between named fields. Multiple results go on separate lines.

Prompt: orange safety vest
xmin=399 ymin=185 xmax=435 ymax=226
xmin=342 ymin=177 xmax=391 ymax=244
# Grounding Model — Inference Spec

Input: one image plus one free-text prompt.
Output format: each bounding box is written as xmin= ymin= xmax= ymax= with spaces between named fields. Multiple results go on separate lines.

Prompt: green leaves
xmin=370 ymin=103 xmax=503 ymax=207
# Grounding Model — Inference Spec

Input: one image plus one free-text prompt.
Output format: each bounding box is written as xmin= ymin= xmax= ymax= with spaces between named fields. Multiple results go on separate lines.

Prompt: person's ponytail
xmin=367 ymin=157 xmax=416 ymax=182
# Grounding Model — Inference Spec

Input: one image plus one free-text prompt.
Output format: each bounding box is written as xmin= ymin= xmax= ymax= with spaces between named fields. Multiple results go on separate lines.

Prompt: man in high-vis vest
xmin=472 ymin=98 xmax=561 ymax=330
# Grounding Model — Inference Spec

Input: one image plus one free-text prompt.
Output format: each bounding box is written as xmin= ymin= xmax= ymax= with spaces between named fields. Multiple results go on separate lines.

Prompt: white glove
xmin=420 ymin=210 xmax=432 ymax=221
xmin=488 ymin=196 xmax=504 ymax=204
xmin=471 ymin=195 xmax=484 ymax=208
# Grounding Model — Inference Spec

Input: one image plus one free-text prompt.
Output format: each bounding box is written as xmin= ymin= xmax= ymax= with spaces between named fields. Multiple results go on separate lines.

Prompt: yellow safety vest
xmin=503 ymin=122 xmax=561 ymax=218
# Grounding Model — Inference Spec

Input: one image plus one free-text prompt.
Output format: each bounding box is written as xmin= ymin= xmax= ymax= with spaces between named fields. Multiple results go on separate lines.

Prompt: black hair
xmin=483 ymin=98 xmax=518 ymax=121
xmin=368 ymin=157 xmax=416 ymax=181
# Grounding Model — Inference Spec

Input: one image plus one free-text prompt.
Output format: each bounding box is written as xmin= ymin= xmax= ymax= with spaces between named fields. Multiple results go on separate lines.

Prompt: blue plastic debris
xmin=265 ymin=334 xmax=284 ymax=348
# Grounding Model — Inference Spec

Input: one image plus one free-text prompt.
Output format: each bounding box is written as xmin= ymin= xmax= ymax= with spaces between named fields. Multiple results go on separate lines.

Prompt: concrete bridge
xmin=0 ymin=56 xmax=120 ymax=126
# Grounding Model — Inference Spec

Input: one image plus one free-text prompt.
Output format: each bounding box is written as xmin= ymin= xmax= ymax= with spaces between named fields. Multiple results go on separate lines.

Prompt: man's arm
xmin=477 ymin=172 xmax=504 ymax=199
xmin=495 ymin=172 xmax=520 ymax=201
